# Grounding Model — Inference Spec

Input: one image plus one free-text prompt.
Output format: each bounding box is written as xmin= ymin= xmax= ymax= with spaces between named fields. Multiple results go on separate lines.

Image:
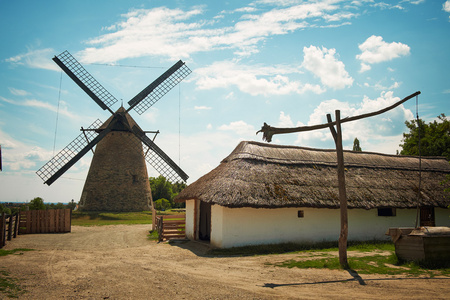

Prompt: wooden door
xmin=420 ymin=207 xmax=435 ymax=227
xmin=199 ymin=201 xmax=211 ymax=241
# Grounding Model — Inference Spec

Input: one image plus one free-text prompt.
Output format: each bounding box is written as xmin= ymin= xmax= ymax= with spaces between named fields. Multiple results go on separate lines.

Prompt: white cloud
xmin=5 ymin=48 xmax=59 ymax=71
xmin=0 ymin=96 xmax=81 ymax=122
xmin=356 ymin=35 xmax=410 ymax=72
xmin=194 ymin=60 xmax=324 ymax=96
xmin=301 ymin=45 xmax=354 ymax=89
xmin=77 ymin=3 xmax=353 ymax=63
xmin=194 ymin=106 xmax=212 ymax=110
xmin=444 ymin=1 xmax=450 ymax=20
xmin=218 ymin=120 xmax=256 ymax=136
xmin=277 ymin=111 xmax=295 ymax=127
xmin=293 ymin=91 xmax=414 ymax=153
xmin=8 ymin=88 xmax=30 ymax=96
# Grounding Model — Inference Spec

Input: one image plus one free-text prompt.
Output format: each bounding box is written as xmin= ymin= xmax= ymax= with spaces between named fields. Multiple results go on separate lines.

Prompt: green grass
xmin=71 ymin=210 xmax=184 ymax=226
xmin=71 ymin=211 xmax=153 ymax=226
xmin=208 ymin=240 xmax=449 ymax=277
xmin=272 ymin=253 xmax=450 ymax=277
xmin=207 ymin=240 xmax=394 ymax=256
xmin=0 ymin=249 xmax=33 ymax=298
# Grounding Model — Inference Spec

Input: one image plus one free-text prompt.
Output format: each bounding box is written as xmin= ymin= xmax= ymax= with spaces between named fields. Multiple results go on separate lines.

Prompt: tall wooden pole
xmin=257 ymin=91 xmax=421 ymax=270
xmin=335 ymin=110 xmax=349 ymax=269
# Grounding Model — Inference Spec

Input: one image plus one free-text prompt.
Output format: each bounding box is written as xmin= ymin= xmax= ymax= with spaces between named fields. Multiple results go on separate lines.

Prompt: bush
xmin=154 ymin=198 xmax=171 ymax=211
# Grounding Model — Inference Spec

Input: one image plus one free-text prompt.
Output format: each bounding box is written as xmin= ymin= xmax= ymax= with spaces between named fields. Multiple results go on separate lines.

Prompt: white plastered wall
xmin=209 ymin=206 xmax=450 ymax=248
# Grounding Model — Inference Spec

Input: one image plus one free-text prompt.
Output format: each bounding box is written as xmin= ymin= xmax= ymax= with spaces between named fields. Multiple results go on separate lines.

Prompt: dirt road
xmin=1 ymin=225 xmax=449 ymax=299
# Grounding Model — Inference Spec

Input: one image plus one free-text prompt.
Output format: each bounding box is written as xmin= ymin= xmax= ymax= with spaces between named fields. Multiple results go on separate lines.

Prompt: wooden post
xmin=335 ymin=110 xmax=349 ymax=269
xmin=256 ymin=91 xmax=420 ymax=270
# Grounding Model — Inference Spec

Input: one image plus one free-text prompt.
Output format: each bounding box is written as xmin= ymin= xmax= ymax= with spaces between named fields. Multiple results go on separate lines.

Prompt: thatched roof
xmin=175 ymin=141 xmax=450 ymax=209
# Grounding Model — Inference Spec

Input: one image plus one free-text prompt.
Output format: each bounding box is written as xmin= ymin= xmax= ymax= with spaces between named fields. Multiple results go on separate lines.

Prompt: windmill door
xmin=199 ymin=201 xmax=211 ymax=241
xmin=420 ymin=207 xmax=435 ymax=227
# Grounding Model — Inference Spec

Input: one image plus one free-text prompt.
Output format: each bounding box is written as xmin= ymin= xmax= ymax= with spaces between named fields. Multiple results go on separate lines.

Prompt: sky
xmin=1 ymin=0 xmax=449 ymax=204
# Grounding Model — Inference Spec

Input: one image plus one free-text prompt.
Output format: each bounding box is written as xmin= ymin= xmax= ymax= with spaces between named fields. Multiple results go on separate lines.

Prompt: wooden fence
xmin=19 ymin=209 xmax=71 ymax=234
xmin=0 ymin=212 xmax=20 ymax=249
xmin=155 ymin=214 xmax=186 ymax=242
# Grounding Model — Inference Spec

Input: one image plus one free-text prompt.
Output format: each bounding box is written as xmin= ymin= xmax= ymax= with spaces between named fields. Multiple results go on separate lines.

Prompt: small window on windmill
xmin=377 ymin=208 xmax=396 ymax=217
xmin=132 ymin=175 xmax=138 ymax=183
xmin=298 ymin=210 xmax=304 ymax=218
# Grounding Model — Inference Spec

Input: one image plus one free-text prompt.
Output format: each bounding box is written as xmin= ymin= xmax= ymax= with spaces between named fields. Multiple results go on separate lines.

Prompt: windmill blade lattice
xmin=129 ymin=127 xmax=188 ymax=183
xmin=53 ymin=51 xmax=118 ymax=112
xmin=127 ymin=60 xmax=192 ymax=115
xmin=36 ymin=119 xmax=103 ymax=183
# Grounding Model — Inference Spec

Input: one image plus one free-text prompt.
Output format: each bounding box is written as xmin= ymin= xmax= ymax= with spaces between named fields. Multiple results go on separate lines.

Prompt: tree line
xmin=0 ymin=198 xmax=77 ymax=215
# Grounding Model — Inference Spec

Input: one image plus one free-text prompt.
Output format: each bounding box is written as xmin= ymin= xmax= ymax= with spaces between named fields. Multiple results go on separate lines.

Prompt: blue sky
xmin=1 ymin=0 xmax=449 ymax=203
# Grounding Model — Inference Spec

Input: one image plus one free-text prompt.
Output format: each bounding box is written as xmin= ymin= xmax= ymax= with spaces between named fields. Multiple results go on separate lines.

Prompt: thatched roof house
xmin=176 ymin=141 xmax=450 ymax=209
xmin=175 ymin=141 xmax=450 ymax=248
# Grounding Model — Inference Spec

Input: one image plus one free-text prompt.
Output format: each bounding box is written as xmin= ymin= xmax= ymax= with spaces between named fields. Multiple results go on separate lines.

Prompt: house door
xmin=420 ymin=207 xmax=435 ymax=227
xmin=199 ymin=201 xmax=211 ymax=241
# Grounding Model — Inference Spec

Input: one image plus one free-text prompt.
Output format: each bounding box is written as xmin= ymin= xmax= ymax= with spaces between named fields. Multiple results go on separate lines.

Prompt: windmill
xmin=36 ymin=51 xmax=191 ymax=212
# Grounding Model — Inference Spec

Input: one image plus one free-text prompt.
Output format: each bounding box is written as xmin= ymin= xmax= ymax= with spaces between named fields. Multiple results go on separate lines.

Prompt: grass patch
xmin=147 ymin=230 xmax=159 ymax=241
xmin=271 ymin=253 xmax=450 ymax=277
xmin=207 ymin=240 xmax=394 ymax=257
xmin=71 ymin=211 xmax=153 ymax=226
xmin=71 ymin=210 xmax=184 ymax=226
xmin=0 ymin=249 xmax=33 ymax=298
xmin=0 ymin=249 xmax=33 ymax=257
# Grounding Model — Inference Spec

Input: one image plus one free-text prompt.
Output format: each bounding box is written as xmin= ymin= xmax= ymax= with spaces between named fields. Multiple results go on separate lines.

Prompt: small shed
xmin=175 ymin=141 xmax=450 ymax=248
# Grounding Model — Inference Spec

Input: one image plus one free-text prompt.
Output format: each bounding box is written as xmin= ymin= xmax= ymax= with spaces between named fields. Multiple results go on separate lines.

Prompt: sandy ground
xmin=1 ymin=224 xmax=449 ymax=299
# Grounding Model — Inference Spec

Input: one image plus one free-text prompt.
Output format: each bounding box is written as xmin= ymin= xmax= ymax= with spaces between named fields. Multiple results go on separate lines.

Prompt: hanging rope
xmin=53 ymin=71 xmax=63 ymax=156
xmin=414 ymin=94 xmax=422 ymax=228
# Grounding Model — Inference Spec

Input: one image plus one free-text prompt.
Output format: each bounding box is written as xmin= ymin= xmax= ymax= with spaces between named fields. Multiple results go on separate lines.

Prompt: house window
xmin=298 ymin=210 xmax=304 ymax=218
xmin=377 ymin=208 xmax=396 ymax=217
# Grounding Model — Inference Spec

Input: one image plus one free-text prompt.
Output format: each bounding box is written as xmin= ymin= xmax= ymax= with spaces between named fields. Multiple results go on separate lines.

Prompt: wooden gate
xmin=155 ymin=214 xmax=186 ymax=242
xmin=0 ymin=212 xmax=20 ymax=248
xmin=19 ymin=209 xmax=71 ymax=234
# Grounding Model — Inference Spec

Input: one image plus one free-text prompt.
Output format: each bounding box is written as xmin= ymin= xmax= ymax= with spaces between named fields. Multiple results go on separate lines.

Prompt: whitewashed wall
xmin=209 ymin=206 xmax=450 ymax=248
xmin=185 ymin=199 xmax=196 ymax=240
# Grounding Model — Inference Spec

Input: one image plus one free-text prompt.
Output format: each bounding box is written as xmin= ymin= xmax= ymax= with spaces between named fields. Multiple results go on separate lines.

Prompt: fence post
xmin=1 ymin=213 xmax=5 ymax=248
xmin=13 ymin=212 xmax=19 ymax=238
xmin=7 ymin=214 xmax=13 ymax=241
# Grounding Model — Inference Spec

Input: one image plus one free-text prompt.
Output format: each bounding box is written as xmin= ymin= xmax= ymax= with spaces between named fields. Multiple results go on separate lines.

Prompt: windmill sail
xmin=53 ymin=51 xmax=118 ymax=113
xmin=36 ymin=119 xmax=103 ymax=185
xmin=132 ymin=126 xmax=188 ymax=183
xmin=127 ymin=60 xmax=192 ymax=115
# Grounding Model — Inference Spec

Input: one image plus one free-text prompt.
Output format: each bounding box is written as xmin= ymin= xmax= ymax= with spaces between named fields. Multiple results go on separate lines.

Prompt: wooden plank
xmin=49 ymin=209 xmax=55 ymax=233
xmin=64 ymin=209 xmax=71 ymax=232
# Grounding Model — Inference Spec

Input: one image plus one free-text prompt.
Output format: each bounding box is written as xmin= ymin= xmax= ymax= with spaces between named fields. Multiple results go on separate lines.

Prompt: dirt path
xmin=1 ymin=225 xmax=449 ymax=299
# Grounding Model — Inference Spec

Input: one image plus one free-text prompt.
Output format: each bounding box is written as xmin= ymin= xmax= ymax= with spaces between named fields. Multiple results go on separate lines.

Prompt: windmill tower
xmin=36 ymin=51 xmax=191 ymax=212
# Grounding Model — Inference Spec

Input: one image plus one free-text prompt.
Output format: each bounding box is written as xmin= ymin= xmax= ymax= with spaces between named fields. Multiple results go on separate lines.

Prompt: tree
xmin=0 ymin=203 xmax=11 ymax=215
xmin=149 ymin=176 xmax=173 ymax=203
xmin=352 ymin=138 xmax=362 ymax=152
xmin=28 ymin=197 xmax=46 ymax=210
xmin=400 ymin=114 xmax=450 ymax=160
xmin=149 ymin=176 xmax=187 ymax=209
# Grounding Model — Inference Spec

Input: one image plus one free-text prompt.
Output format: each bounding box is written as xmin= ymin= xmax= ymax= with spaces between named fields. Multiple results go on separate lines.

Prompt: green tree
xmin=149 ymin=176 xmax=173 ymax=203
xmin=352 ymin=137 xmax=362 ymax=152
xmin=149 ymin=176 xmax=187 ymax=209
xmin=28 ymin=197 xmax=46 ymax=210
xmin=0 ymin=204 xmax=11 ymax=215
xmin=399 ymin=114 xmax=450 ymax=160
xmin=154 ymin=198 xmax=171 ymax=211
